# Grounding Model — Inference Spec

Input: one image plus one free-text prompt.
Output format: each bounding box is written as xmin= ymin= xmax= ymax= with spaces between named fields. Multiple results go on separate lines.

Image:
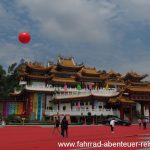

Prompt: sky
xmin=0 ymin=0 xmax=150 ymax=79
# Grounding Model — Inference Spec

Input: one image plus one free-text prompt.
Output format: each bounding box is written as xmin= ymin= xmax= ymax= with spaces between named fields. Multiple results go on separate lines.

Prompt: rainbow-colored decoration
xmin=33 ymin=94 xmax=37 ymax=119
xmin=32 ymin=93 xmax=43 ymax=121
xmin=3 ymin=102 xmax=24 ymax=117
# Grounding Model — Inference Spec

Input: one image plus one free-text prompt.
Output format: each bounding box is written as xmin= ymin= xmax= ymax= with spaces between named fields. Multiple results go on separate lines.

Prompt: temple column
xmin=58 ymin=100 xmax=60 ymax=111
xmin=141 ymin=102 xmax=144 ymax=117
xmin=44 ymin=93 xmax=47 ymax=110
xmin=92 ymin=100 xmax=94 ymax=109
xmin=129 ymin=106 xmax=133 ymax=122
xmin=71 ymin=102 xmax=73 ymax=110
xmin=120 ymin=104 xmax=124 ymax=120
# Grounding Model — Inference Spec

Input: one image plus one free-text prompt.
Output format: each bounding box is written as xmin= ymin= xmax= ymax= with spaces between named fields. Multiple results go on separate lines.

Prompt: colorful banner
xmin=64 ymin=83 xmax=67 ymax=92
xmin=77 ymin=84 xmax=81 ymax=91
xmin=29 ymin=94 xmax=33 ymax=113
xmin=106 ymin=84 xmax=109 ymax=90
xmin=37 ymin=94 xmax=42 ymax=121
xmin=33 ymin=93 xmax=37 ymax=119
xmin=2 ymin=102 xmax=24 ymax=117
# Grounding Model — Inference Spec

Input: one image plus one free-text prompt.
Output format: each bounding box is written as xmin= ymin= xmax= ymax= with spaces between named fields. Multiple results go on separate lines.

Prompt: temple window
xmin=99 ymin=106 xmax=102 ymax=109
xmin=63 ymin=106 xmax=66 ymax=111
xmin=80 ymin=102 xmax=84 ymax=106
xmin=49 ymin=107 xmax=53 ymax=110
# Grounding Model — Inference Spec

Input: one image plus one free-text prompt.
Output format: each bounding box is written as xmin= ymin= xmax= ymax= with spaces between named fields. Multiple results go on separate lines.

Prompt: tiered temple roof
xmin=57 ymin=56 xmax=83 ymax=71
xmin=18 ymin=57 xmax=149 ymax=93
xmin=106 ymin=70 xmax=123 ymax=81
xmin=76 ymin=67 xmax=103 ymax=83
xmin=123 ymin=71 xmax=148 ymax=82
xmin=109 ymin=94 xmax=135 ymax=104
xmin=126 ymin=87 xmax=150 ymax=92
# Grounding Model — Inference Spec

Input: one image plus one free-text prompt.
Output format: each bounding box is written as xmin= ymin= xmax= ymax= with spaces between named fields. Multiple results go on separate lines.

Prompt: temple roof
xmin=51 ymin=66 xmax=78 ymax=75
xmin=26 ymin=74 xmax=50 ymax=80
xmin=26 ymin=63 xmax=52 ymax=72
xmin=123 ymin=71 xmax=148 ymax=81
xmin=107 ymin=70 xmax=122 ymax=77
xmin=106 ymin=81 xmax=125 ymax=86
xmin=58 ymin=57 xmax=75 ymax=67
xmin=80 ymin=67 xmax=100 ymax=77
xmin=51 ymin=76 xmax=77 ymax=83
xmin=57 ymin=57 xmax=83 ymax=70
xmin=126 ymin=87 xmax=150 ymax=92
xmin=109 ymin=95 xmax=135 ymax=104
xmin=76 ymin=73 xmax=102 ymax=82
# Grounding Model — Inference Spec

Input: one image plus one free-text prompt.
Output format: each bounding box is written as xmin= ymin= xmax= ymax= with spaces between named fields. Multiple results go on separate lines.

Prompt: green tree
xmin=0 ymin=65 xmax=7 ymax=99
xmin=0 ymin=62 xmax=22 ymax=100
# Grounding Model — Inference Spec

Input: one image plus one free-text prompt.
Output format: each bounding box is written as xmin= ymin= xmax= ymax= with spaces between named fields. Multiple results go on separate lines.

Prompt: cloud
xmin=16 ymin=0 xmax=117 ymax=45
xmin=0 ymin=0 xmax=150 ymax=79
xmin=0 ymin=42 xmax=36 ymax=69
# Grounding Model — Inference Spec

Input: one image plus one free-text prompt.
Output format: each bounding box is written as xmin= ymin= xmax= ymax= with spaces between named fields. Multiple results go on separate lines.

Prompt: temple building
xmin=8 ymin=56 xmax=150 ymax=123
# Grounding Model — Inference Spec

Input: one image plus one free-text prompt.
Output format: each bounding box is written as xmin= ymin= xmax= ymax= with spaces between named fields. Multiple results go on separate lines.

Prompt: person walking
xmin=61 ymin=116 xmax=68 ymax=137
xmin=52 ymin=117 xmax=60 ymax=135
xmin=142 ymin=118 xmax=147 ymax=129
xmin=138 ymin=118 xmax=142 ymax=128
xmin=110 ymin=119 xmax=116 ymax=133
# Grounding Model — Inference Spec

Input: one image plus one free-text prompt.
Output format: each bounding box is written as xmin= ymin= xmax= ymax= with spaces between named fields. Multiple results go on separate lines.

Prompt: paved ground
xmin=0 ymin=125 xmax=150 ymax=150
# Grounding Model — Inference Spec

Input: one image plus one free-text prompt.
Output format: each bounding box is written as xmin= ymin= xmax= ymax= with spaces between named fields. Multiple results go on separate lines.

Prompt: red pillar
xmin=149 ymin=103 xmax=150 ymax=121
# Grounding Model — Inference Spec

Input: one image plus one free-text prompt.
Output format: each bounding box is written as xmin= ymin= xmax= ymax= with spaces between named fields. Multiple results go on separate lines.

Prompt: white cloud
xmin=119 ymin=0 xmax=150 ymax=23
xmin=17 ymin=0 xmax=117 ymax=45
xmin=0 ymin=42 xmax=35 ymax=68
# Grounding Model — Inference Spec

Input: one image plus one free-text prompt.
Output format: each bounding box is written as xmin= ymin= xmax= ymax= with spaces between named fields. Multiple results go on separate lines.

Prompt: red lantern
xmin=18 ymin=32 xmax=31 ymax=44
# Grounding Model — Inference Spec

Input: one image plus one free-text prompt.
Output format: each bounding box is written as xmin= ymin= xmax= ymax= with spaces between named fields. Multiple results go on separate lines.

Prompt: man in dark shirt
xmin=61 ymin=116 xmax=68 ymax=137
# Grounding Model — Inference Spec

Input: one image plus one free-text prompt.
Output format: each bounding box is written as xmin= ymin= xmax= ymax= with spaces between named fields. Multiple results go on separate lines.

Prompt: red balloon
xmin=18 ymin=32 xmax=31 ymax=44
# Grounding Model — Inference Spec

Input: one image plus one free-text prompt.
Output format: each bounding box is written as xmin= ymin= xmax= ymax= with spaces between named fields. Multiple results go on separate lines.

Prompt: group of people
xmin=138 ymin=118 xmax=149 ymax=129
xmin=52 ymin=116 xmax=68 ymax=138
xmin=110 ymin=118 xmax=149 ymax=133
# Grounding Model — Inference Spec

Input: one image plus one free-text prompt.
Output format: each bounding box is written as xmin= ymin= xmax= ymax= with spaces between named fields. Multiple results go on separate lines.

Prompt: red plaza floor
xmin=0 ymin=125 xmax=149 ymax=150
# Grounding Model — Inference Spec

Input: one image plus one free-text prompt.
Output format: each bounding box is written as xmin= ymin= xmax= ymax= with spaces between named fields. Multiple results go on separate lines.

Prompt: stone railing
xmin=25 ymin=85 xmax=119 ymax=98
xmin=45 ymin=108 xmax=120 ymax=116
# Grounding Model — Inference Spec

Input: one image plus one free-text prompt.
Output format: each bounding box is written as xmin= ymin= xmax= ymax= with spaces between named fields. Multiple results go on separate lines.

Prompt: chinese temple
xmin=8 ymin=57 xmax=150 ymax=123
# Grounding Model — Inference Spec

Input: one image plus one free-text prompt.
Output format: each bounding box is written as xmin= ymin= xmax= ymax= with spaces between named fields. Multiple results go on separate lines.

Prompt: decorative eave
xmin=109 ymin=95 xmax=135 ymax=104
xmin=123 ymin=72 xmax=148 ymax=81
xmin=106 ymin=81 xmax=125 ymax=86
xmin=129 ymin=82 xmax=149 ymax=87
xmin=26 ymin=74 xmax=49 ymax=80
xmin=26 ymin=63 xmax=53 ymax=72
xmin=126 ymin=87 xmax=150 ymax=93
xmin=51 ymin=69 xmax=78 ymax=76
xmin=107 ymin=70 xmax=122 ymax=77
xmin=9 ymin=90 xmax=22 ymax=97
xmin=57 ymin=63 xmax=83 ymax=71
xmin=80 ymin=67 xmax=101 ymax=77
xmin=51 ymin=76 xmax=78 ymax=84
xmin=57 ymin=56 xmax=84 ymax=71
xmin=76 ymin=73 xmax=103 ymax=81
